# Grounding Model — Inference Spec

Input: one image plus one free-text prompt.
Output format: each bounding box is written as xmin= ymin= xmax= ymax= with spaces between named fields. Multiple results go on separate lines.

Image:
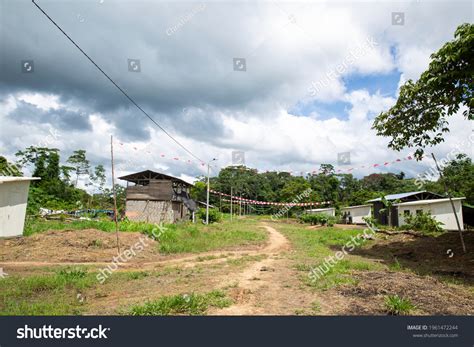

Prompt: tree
xmin=373 ymin=23 xmax=473 ymax=159
xmin=0 ymin=156 xmax=22 ymax=176
xmin=89 ymin=164 xmax=106 ymax=192
xmin=67 ymin=150 xmax=90 ymax=186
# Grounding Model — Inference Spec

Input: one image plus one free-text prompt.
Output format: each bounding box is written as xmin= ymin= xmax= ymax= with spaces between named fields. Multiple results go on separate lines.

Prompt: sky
xmin=0 ymin=0 xmax=473 ymax=188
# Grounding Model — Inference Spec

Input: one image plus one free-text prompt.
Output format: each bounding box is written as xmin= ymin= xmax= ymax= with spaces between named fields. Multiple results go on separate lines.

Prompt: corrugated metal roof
xmin=395 ymin=197 xmax=465 ymax=206
xmin=341 ymin=204 xmax=372 ymax=209
xmin=367 ymin=191 xmax=430 ymax=202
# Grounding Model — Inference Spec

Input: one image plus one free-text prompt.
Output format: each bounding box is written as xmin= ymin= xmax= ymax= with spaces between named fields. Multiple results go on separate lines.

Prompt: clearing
xmin=0 ymin=217 xmax=473 ymax=315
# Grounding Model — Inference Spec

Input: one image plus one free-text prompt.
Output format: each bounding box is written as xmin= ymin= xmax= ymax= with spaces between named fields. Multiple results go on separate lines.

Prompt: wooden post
xmin=431 ymin=153 xmax=466 ymax=253
xmin=230 ymin=187 xmax=233 ymax=222
xmin=110 ymin=135 xmax=121 ymax=254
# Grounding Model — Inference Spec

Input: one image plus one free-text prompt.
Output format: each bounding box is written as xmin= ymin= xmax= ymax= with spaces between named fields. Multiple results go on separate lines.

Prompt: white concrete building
xmin=340 ymin=204 xmax=372 ymax=224
xmin=0 ymin=177 xmax=40 ymax=237
xmin=305 ymin=207 xmax=336 ymax=217
xmin=395 ymin=197 xmax=465 ymax=231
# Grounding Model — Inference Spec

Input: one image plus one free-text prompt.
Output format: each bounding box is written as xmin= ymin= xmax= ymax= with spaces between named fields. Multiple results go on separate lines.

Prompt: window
xmin=416 ymin=209 xmax=423 ymax=215
xmin=403 ymin=210 xmax=410 ymax=216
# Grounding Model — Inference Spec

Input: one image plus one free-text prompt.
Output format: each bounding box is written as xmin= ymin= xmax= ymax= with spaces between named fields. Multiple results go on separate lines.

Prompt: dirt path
xmin=208 ymin=224 xmax=310 ymax=315
xmin=0 ymin=223 xmax=288 ymax=271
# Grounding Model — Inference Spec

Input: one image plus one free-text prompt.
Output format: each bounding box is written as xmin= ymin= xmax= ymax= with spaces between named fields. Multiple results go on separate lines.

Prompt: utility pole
xmin=431 ymin=153 xmax=466 ymax=253
xmin=230 ymin=187 xmax=233 ymax=222
xmin=110 ymin=135 xmax=120 ymax=254
xmin=206 ymin=158 xmax=217 ymax=225
xmin=239 ymin=193 xmax=242 ymax=216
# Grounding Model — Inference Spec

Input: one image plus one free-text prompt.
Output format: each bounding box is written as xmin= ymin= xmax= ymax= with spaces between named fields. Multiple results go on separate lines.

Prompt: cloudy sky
xmin=0 ymin=0 xmax=472 ymax=187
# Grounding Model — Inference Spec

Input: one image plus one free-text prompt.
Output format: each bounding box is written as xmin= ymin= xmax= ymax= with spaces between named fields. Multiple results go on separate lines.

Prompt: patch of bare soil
xmin=354 ymin=231 xmax=474 ymax=282
xmin=323 ymin=270 xmax=474 ymax=315
xmin=209 ymin=225 xmax=319 ymax=315
xmin=0 ymin=229 xmax=160 ymax=263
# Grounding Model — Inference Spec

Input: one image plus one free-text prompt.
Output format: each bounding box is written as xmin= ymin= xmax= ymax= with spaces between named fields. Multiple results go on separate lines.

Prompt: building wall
xmin=306 ymin=208 xmax=336 ymax=217
xmin=397 ymin=200 xmax=464 ymax=230
xmin=0 ymin=181 xmax=31 ymax=237
xmin=341 ymin=205 xmax=372 ymax=224
xmin=125 ymin=200 xmax=189 ymax=224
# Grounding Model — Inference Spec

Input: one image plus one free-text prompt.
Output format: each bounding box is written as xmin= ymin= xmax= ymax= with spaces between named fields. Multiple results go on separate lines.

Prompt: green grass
xmin=153 ymin=219 xmax=267 ymax=254
xmin=0 ymin=267 xmax=96 ymax=315
xmin=24 ymin=218 xmax=159 ymax=236
xmin=384 ymin=295 xmax=415 ymax=315
xmin=23 ymin=218 xmax=267 ymax=254
xmin=128 ymin=290 xmax=232 ymax=315
xmin=277 ymin=223 xmax=379 ymax=290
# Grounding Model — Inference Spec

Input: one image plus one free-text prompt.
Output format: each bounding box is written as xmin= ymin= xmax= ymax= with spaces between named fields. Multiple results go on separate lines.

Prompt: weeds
xmin=384 ymin=295 xmax=415 ymax=315
xmin=129 ymin=291 xmax=232 ymax=315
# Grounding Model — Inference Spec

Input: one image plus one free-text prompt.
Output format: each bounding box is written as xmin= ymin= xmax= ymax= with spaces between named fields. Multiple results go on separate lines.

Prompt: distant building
xmin=0 ymin=176 xmax=40 ymax=237
xmin=367 ymin=191 xmax=466 ymax=230
xmin=340 ymin=204 xmax=372 ymax=224
xmin=395 ymin=198 xmax=465 ymax=231
xmin=119 ymin=170 xmax=196 ymax=224
xmin=367 ymin=191 xmax=442 ymax=226
xmin=305 ymin=207 xmax=336 ymax=217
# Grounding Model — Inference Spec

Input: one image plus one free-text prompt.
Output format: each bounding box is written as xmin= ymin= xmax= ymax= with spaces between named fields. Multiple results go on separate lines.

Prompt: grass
xmin=128 ymin=290 xmax=232 ymax=315
xmin=24 ymin=218 xmax=158 ymax=236
xmin=277 ymin=223 xmax=380 ymax=290
xmin=384 ymin=295 xmax=416 ymax=315
xmin=23 ymin=217 xmax=267 ymax=254
xmin=0 ymin=267 xmax=95 ymax=315
xmin=155 ymin=219 xmax=267 ymax=254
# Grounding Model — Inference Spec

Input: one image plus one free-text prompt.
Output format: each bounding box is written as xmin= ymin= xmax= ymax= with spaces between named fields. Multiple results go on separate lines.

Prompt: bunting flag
xmin=209 ymin=189 xmax=331 ymax=207
xmin=115 ymin=140 xmax=419 ymax=175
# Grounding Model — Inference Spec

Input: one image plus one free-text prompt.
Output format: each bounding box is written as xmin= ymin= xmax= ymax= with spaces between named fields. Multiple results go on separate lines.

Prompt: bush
xmin=298 ymin=213 xmax=336 ymax=227
xmin=196 ymin=208 xmax=221 ymax=224
xmin=384 ymin=295 xmax=415 ymax=315
xmin=401 ymin=211 xmax=444 ymax=233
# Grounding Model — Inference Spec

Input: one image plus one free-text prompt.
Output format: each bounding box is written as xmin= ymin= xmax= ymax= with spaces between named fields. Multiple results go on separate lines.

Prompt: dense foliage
xmin=401 ymin=211 xmax=444 ymax=234
xmin=2 ymin=147 xmax=124 ymax=215
xmin=373 ymin=23 xmax=473 ymax=159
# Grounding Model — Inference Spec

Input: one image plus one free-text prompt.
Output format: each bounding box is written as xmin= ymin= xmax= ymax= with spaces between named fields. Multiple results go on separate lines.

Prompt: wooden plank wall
xmin=126 ymin=180 xmax=173 ymax=201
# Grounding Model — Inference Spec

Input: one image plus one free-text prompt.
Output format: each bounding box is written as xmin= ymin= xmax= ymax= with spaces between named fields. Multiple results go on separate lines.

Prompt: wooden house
xmin=119 ymin=170 xmax=196 ymax=224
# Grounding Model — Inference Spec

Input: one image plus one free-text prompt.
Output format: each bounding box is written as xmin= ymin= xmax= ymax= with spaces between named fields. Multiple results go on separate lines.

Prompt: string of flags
xmin=209 ymin=189 xmax=331 ymax=207
xmin=115 ymin=140 xmax=417 ymax=176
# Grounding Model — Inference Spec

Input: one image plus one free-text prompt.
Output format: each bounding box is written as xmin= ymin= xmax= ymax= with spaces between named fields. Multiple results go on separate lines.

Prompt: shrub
xmin=384 ymin=295 xmax=415 ymax=315
xmin=196 ymin=208 xmax=221 ymax=223
xmin=402 ymin=211 xmax=444 ymax=233
xmin=298 ymin=213 xmax=336 ymax=226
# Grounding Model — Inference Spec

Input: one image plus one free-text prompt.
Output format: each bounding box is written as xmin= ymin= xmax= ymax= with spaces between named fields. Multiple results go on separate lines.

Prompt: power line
xmin=31 ymin=0 xmax=204 ymax=164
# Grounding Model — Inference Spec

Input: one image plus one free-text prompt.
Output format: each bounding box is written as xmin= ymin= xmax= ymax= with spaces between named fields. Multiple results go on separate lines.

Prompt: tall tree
xmin=67 ymin=150 xmax=90 ymax=186
xmin=373 ymin=23 xmax=473 ymax=159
